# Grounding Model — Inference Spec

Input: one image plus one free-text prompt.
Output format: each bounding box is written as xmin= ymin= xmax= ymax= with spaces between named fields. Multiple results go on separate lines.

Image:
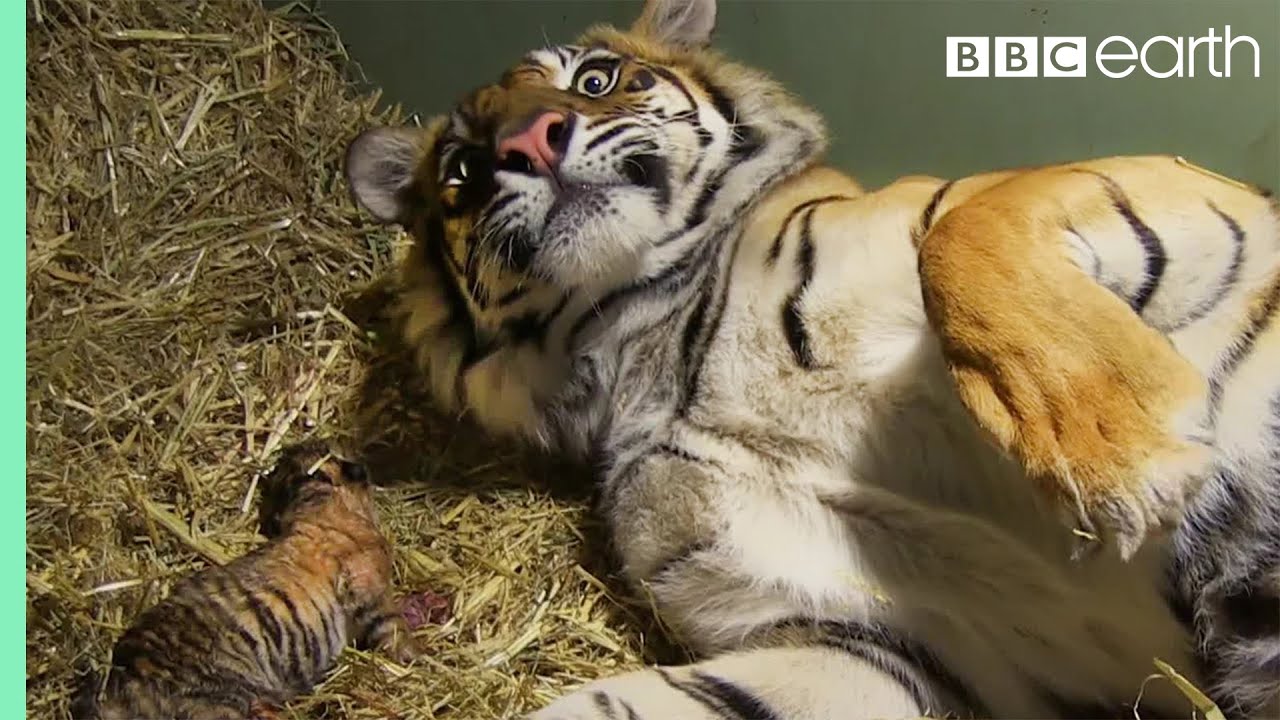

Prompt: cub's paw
xmin=945 ymin=319 xmax=1214 ymax=560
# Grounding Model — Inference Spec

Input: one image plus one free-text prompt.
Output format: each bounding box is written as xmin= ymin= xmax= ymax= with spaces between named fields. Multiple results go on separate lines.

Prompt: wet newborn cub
xmin=92 ymin=443 xmax=418 ymax=720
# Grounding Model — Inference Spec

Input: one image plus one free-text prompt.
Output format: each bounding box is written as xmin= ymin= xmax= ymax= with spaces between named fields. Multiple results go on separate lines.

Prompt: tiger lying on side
xmin=344 ymin=0 xmax=1280 ymax=717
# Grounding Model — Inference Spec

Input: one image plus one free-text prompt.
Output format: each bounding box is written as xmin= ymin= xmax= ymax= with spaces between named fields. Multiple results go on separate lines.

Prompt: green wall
xmin=306 ymin=0 xmax=1279 ymax=190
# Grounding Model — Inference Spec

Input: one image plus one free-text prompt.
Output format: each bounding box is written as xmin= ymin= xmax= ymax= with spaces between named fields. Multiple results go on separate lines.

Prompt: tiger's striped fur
xmin=88 ymin=443 xmax=419 ymax=720
xmin=345 ymin=0 xmax=1280 ymax=716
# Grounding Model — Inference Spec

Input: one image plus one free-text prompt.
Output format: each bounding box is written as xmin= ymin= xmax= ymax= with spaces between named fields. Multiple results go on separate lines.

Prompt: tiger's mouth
xmin=498 ymin=149 xmax=667 ymax=199
xmin=545 ymin=154 xmax=666 ymax=215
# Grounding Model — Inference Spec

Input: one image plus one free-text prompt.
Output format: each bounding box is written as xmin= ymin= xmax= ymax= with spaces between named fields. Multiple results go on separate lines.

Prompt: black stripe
xmin=648 ymin=66 xmax=699 ymax=116
xmin=613 ymin=137 xmax=658 ymax=157
xmin=318 ymin=598 xmax=345 ymax=659
xmin=495 ymin=227 xmax=536 ymax=272
xmin=629 ymin=153 xmax=672 ymax=211
xmin=678 ymin=283 xmax=712 ymax=392
xmin=599 ymin=450 xmax=650 ymax=519
xmin=566 ymin=226 xmax=718 ymax=352
xmin=655 ymin=442 xmax=716 ymax=467
xmin=148 ymin=602 xmax=233 ymax=685
xmin=1167 ymin=201 xmax=1247 ymax=331
xmin=201 ymin=576 xmax=264 ymax=667
xmin=495 ymin=285 xmax=528 ymax=307
xmin=782 ymin=207 xmax=821 ymax=369
xmin=626 ymin=68 xmax=655 ymax=92
xmin=685 ymin=174 xmax=723 ymax=228
xmin=504 ymin=293 xmax=570 ymax=351
xmin=765 ymin=195 xmax=852 ymax=267
xmin=656 ymin=668 xmax=727 ymax=717
xmin=697 ymin=72 xmax=738 ymax=128
xmin=266 ymin=586 xmax=311 ymax=686
xmin=421 ymin=215 xmax=477 ymax=367
xmin=592 ymin=691 xmax=619 ymax=720
xmin=484 ymin=191 xmax=519 ymax=218
xmin=238 ymin=581 xmax=286 ymax=662
xmin=1066 ymin=224 xmax=1103 ymax=281
xmin=808 ymin=620 xmax=986 ymax=717
xmin=691 ymin=670 xmax=782 ymax=720
xmin=299 ymin=584 xmax=338 ymax=663
xmin=913 ymin=180 xmax=954 ymax=244
xmin=677 ymin=229 xmax=740 ymax=416
xmin=1096 ymin=174 xmax=1167 ymax=312
xmin=645 ymin=65 xmax=709 ymax=190
xmin=730 ymin=123 xmax=764 ymax=162
xmin=619 ymin=699 xmax=643 ymax=720
xmin=585 ymin=121 xmax=637 ymax=152
xmin=1207 ymin=272 xmax=1280 ymax=425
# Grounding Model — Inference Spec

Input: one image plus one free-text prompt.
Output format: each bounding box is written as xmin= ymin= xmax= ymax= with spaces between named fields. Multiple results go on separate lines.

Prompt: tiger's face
xmin=346 ymin=0 xmax=824 ymax=302
xmin=344 ymin=0 xmax=826 ymax=435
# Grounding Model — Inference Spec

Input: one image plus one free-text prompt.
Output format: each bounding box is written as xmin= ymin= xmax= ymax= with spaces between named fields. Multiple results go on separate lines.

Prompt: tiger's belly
xmin=603 ymin=168 xmax=1201 ymax=714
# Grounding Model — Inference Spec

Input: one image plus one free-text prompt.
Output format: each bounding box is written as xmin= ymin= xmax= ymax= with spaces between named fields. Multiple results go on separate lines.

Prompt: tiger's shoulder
xmin=747 ymin=154 xmax=1274 ymax=252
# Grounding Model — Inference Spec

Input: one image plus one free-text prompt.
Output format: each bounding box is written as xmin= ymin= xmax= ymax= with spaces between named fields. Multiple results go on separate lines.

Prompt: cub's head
xmin=258 ymin=442 xmax=375 ymax=538
xmin=344 ymin=0 xmax=826 ymax=440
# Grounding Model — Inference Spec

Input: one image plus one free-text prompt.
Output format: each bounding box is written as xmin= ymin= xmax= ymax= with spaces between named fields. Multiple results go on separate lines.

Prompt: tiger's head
xmin=345 ymin=0 xmax=827 ymax=442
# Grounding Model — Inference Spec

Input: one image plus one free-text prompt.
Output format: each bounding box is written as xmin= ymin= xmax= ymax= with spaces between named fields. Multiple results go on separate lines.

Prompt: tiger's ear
xmin=345 ymin=125 xmax=431 ymax=225
xmin=632 ymin=0 xmax=716 ymax=49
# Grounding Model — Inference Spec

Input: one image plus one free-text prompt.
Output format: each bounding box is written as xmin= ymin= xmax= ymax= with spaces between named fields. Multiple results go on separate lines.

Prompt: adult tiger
xmin=344 ymin=0 xmax=1280 ymax=716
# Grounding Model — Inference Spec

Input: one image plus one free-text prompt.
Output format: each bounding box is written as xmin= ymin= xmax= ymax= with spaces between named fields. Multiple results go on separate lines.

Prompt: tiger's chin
xmin=517 ymin=187 xmax=670 ymax=293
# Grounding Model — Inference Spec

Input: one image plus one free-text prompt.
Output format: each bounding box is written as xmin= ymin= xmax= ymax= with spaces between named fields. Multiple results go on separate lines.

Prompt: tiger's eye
xmin=444 ymin=147 xmax=489 ymax=187
xmin=574 ymin=67 xmax=615 ymax=97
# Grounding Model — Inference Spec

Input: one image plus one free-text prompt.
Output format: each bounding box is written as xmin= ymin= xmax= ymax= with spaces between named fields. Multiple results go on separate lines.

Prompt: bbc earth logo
xmin=946 ymin=27 xmax=1262 ymax=78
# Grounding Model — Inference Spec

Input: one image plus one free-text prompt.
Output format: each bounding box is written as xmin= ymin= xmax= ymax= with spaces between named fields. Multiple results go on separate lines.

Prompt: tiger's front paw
xmin=947 ymin=333 xmax=1213 ymax=558
xmin=946 ymin=320 xmax=1213 ymax=560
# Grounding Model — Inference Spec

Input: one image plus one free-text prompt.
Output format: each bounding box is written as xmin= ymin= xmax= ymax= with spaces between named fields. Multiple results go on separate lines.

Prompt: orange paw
xmin=946 ymin=310 xmax=1213 ymax=559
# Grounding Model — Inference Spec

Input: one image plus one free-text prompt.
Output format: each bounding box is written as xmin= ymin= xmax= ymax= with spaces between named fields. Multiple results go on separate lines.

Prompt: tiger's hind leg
xmin=918 ymin=156 xmax=1279 ymax=560
xmin=523 ymin=645 xmax=931 ymax=720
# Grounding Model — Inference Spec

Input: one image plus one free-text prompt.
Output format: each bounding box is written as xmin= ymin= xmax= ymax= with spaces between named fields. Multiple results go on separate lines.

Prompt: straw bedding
xmin=26 ymin=1 xmax=663 ymax=717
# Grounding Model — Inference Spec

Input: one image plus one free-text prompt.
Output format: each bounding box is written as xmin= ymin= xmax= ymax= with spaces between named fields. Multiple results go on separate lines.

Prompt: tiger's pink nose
xmin=497 ymin=111 xmax=569 ymax=177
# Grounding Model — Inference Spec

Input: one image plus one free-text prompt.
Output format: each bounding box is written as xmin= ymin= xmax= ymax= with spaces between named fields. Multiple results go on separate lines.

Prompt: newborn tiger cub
xmin=91 ymin=443 xmax=419 ymax=720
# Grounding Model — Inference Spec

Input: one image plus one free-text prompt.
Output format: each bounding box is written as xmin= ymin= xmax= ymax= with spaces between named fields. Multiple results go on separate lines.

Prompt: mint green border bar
xmin=12 ymin=0 xmax=28 ymax=714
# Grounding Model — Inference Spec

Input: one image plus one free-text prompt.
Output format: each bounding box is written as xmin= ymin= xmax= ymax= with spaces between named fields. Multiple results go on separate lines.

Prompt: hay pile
xmin=26 ymin=1 xmax=659 ymax=717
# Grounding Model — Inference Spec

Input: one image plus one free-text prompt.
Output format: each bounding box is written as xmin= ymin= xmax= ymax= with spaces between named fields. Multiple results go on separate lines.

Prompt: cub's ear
xmin=632 ymin=0 xmax=716 ymax=49
xmin=345 ymin=125 xmax=430 ymax=225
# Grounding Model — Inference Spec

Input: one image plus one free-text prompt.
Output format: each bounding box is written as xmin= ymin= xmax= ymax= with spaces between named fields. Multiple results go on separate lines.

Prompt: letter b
xmin=947 ymin=37 xmax=990 ymax=77
xmin=996 ymin=37 xmax=1039 ymax=77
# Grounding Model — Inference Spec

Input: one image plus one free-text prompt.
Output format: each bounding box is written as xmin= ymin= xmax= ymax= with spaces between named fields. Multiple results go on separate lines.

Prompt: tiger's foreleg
xmin=523 ymin=645 xmax=928 ymax=720
xmin=917 ymin=156 xmax=1277 ymax=559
